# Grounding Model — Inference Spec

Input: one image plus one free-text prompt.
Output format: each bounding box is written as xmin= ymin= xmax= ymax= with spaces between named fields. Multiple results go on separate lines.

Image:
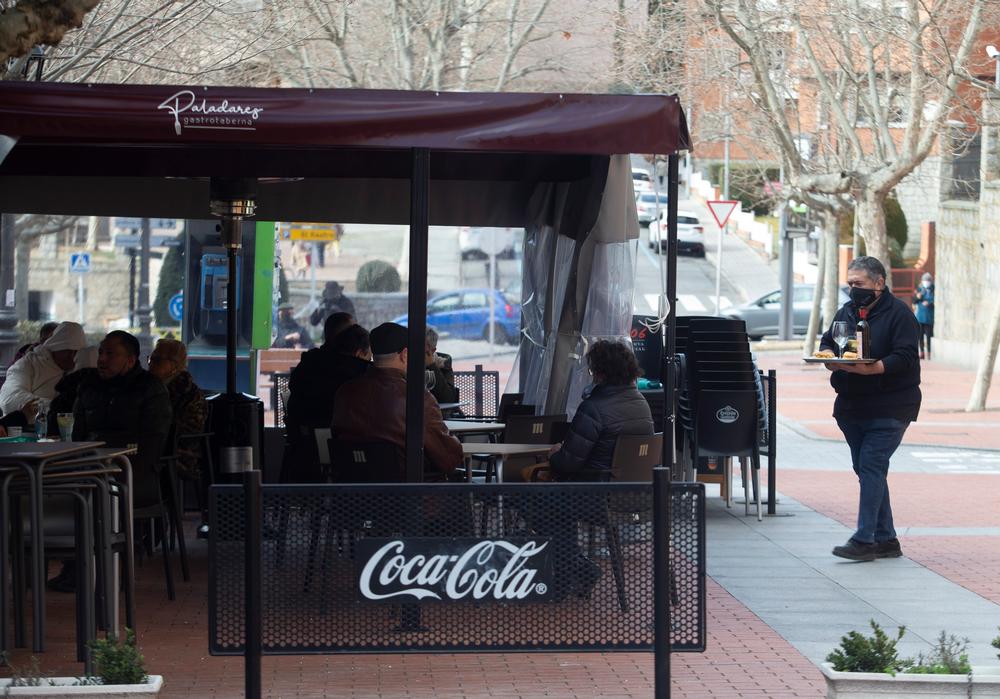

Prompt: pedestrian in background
xmin=819 ymin=256 xmax=921 ymax=562
xmin=913 ymin=272 xmax=934 ymax=360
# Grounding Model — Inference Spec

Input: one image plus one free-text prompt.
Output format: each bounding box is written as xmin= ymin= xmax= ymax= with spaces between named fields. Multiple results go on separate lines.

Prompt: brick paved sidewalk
xmin=756 ymin=351 xmax=1000 ymax=449
xmin=0 ymin=537 xmax=823 ymax=698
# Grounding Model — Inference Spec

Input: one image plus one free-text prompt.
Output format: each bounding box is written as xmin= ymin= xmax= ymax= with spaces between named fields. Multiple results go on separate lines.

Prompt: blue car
xmin=394 ymin=288 xmax=521 ymax=344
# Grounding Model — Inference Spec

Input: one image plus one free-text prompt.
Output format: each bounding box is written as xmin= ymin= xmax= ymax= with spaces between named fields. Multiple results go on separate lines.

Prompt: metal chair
xmin=693 ymin=389 xmax=761 ymax=520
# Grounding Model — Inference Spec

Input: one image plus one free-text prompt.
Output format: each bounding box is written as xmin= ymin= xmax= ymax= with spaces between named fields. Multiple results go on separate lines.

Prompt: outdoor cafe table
xmin=460 ymin=442 xmax=554 ymax=483
xmin=445 ymin=420 xmax=505 ymax=437
xmin=0 ymin=441 xmax=104 ymax=651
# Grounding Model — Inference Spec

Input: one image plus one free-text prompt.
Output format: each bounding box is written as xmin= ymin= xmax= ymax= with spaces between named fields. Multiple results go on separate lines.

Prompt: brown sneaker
xmin=876 ymin=538 xmax=902 ymax=558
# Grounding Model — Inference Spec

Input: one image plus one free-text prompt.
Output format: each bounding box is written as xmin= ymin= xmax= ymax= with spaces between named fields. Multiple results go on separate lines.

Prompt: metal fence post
xmin=474 ymin=363 xmax=485 ymax=417
xmin=244 ymin=470 xmax=263 ymax=699
xmin=767 ymin=370 xmax=777 ymax=515
xmin=653 ymin=466 xmax=671 ymax=699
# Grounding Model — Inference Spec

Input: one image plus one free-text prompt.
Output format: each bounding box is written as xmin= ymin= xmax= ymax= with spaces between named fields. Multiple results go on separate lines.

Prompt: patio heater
xmin=206 ymin=177 xmax=264 ymax=475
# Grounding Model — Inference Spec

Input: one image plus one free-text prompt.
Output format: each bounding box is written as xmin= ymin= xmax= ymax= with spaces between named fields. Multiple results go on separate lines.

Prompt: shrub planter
xmin=0 ymin=675 xmax=163 ymax=698
xmin=821 ymin=663 xmax=1000 ymax=698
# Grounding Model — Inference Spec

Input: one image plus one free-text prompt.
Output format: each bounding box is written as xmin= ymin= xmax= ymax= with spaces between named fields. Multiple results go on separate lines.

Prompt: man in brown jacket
xmin=332 ymin=322 xmax=462 ymax=479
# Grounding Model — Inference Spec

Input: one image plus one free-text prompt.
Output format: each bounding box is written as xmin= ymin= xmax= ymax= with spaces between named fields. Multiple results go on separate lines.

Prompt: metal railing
xmin=209 ymin=474 xmax=706 ymax=697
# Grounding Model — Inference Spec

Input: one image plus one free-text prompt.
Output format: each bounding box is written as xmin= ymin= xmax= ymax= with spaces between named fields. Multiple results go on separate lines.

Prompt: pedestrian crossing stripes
xmin=637 ymin=294 xmax=732 ymax=315
xmin=907 ymin=448 xmax=1000 ymax=473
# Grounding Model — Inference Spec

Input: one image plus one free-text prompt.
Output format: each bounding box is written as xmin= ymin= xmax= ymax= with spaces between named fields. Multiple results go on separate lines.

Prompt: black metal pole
xmin=226 ymin=224 xmax=239 ymax=396
xmin=137 ymin=219 xmax=153 ymax=362
xmin=128 ymin=247 xmax=137 ymax=328
xmin=663 ymin=155 xmax=679 ymax=478
xmin=0 ymin=213 xmax=19 ymax=369
xmin=653 ymin=466 xmax=671 ymax=699
xmin=405 ymin=148 xmax=430 ymax=483
xmin=243 ymin=469 xmax=262 ymax=699
xmin=767 ymin=369 xmax=777 ymax=515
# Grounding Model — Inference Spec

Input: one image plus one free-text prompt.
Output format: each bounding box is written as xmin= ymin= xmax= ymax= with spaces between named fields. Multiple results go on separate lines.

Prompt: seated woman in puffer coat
xmin=547 ymin=339 xmax=654 ymax=480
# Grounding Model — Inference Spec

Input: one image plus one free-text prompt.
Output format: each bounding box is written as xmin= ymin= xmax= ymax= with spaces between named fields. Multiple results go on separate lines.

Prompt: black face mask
xmin=850 ymin=287 xmax=877 ymax=308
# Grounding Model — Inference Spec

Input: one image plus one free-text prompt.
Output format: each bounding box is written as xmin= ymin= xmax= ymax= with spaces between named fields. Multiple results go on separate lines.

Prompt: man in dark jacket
xmin=50 ymin=331 xmax=171 ymax=592
xmin=424 ymin=325 xmax=459 ymax=406
xmin=272 ymin=303 xmax=314 ymax=349
xmin=332 ymin=322 xmax=462 ymax=480
xmin=819 ymin=256 xmax=920 ymax=562
xmin=281 ymin=320 xmax=371 ymax=482
xmin=73 ymin=330 xmax=173 ymax=508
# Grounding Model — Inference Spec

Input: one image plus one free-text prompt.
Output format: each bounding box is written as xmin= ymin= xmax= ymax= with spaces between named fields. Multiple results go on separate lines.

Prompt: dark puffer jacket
xmin=73 ymin=365 xmax=172 ymax=507
xmin=549 ymin=383 xmax=654 ymax=481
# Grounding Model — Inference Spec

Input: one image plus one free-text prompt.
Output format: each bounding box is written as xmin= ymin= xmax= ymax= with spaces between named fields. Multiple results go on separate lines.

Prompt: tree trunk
xmin=14 ymin=235 xmax=30 ymax=321
xmin=823 ymin=213 xmax=841 ymax=325
xmin=85 ymin=215 xmax=99 ymax=251
xmin=803 ymin=226 xmax=826 ymax=356
xmin=855 ymin=189 xmax=890 ymax=273
xmin=966 ymin=298 xmax=1000 ymax=411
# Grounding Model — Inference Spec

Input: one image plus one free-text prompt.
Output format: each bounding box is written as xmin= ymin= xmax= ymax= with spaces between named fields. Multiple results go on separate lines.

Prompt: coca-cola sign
xmin=356 ymin=538 xmax=553 ymax=603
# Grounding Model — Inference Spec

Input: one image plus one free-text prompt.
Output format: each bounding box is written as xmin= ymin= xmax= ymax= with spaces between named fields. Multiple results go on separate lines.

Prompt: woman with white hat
xmin=0 ymin=321 xmax=87 ymax=416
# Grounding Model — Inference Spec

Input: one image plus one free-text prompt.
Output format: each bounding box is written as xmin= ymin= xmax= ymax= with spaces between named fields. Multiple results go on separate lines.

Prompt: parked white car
xmin=632 ymin=168 xmax=654 ymax=193
xmin=648 ymin=210 xmax=705 ymax=257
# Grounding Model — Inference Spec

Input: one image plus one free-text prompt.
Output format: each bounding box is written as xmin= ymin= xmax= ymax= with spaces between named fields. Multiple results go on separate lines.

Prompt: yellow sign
xmin=289 ymin=227 xmax=338 ymax=241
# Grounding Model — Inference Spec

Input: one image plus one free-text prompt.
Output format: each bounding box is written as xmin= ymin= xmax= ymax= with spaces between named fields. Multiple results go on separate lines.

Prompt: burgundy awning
xmin=0 ymin=82 xmax=689 ymax=223
xmin=0 ymin=82 xmax=689 ymax=155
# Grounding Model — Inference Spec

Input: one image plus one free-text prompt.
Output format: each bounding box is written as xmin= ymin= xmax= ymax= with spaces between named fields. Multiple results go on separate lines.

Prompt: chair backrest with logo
xmin=694 ymin=390 xmax=758 ymax=459
xmin=328 ymin=440 xmax=401 ymax=483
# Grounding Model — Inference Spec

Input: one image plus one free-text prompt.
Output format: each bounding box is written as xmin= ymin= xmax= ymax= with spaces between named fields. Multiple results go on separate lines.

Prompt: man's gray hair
xmin=425 ymin=325 xmax=439 ymax=346
xmin=847 ymin=256 xmax=887 ymax=283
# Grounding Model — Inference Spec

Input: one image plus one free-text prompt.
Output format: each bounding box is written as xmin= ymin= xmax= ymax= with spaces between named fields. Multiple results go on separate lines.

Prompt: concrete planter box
xmin=821 ymin=663 xmax=1000 ymax=698
xmin=0 ymin=675 xmax=163 ymax=698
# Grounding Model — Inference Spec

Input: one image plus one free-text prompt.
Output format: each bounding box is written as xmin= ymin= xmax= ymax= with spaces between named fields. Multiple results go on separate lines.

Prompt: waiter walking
xmin=819 ymin=256 xmax=921 ymax=561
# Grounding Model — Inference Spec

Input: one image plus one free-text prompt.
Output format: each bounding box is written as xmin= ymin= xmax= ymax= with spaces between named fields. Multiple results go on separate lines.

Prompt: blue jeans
xmin=836 ymin=417 xmax=909 ymax=544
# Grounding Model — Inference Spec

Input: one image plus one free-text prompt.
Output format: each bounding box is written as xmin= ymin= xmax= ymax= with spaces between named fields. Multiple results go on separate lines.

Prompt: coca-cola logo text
xmin=357 ymin=538 xmax=552 ymax=603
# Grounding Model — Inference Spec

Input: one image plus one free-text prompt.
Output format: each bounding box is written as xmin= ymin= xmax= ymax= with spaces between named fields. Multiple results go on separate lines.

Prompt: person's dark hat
xmin=369 ymin=322 xmax=408 ymax=355
xmin=277 ymin=302 xmax=295 ymax=311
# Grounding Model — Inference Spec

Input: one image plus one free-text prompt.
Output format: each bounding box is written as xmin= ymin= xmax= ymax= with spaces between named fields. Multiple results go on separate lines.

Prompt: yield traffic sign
xmin=706 ymin=200 xmax=740 ymax=229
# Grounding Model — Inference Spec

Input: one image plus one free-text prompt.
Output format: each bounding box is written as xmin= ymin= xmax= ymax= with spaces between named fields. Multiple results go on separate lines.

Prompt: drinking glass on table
xmin=831 ymin=321 xmax=850 ymax=358
xmin=57 ymin=412 xmax=75 ymax=442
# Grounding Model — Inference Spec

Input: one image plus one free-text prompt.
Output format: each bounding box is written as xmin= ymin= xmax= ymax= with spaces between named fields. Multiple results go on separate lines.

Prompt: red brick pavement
xmin=1 ymin=537 xmax=823 ymax=698
xmin=778 ymin=470 xmax=1000 ymax=606
xmin=756 ymin=352 xmax=1000 ymax=449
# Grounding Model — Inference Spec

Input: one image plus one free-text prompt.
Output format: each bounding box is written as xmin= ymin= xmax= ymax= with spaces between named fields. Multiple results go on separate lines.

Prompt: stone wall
xmin=895 ymin=156 xmax=943 ymax=259
xmin=934 ymin=97 xmax=1000 ymax=370
xmin=935 ymin=184 xmax=1000 ymax=369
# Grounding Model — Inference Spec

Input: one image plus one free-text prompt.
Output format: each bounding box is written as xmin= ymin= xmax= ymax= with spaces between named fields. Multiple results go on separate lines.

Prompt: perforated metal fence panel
xmin=209 ymin=482 xmax=705 ymax=655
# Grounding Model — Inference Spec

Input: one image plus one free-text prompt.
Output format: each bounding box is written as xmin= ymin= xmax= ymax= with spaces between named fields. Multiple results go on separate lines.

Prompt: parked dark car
xmin=727 ymin=285 xmax=851 ymax=340
xmin=393 ymin=288 xmax=521 ymax=344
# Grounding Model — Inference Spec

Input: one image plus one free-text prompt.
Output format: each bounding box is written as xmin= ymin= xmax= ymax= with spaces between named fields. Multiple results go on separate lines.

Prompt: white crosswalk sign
xmin=69 ymin=252 xmax=91 ymax=274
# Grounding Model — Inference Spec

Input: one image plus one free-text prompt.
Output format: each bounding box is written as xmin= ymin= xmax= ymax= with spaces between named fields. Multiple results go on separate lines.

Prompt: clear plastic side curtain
xmin=509 ymin=154 xmax=640 ymax=418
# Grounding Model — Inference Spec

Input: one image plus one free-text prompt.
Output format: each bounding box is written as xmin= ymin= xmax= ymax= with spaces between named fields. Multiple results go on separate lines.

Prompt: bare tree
xmin=0 ymin=0 xmax=100 ymax=66
xmin=700 ymin=0 xmax=993 ymax=273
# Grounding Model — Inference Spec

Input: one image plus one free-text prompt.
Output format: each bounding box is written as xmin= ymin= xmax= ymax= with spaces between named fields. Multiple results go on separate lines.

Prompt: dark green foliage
xmin=991 ymin=628 xmax=1000 ymax=660
xmin=356 ymin=259 xmax=401 ymax=293
xmin=838 ymin=195 xmax=909 ymax=266
xmin=826 ymin=620 xmax=906 ymax=673
xmin=706 ymin=164 xmax=781 ymax=216
xmin=89 ymin=628 xmax=148 ymax=685
xmin=153 ymin=246 xmax=184 ymax=327
xmin=904 ymin=631 xmax=971 ymax=675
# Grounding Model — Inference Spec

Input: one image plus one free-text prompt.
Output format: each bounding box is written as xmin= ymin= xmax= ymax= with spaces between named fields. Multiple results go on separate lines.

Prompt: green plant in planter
xmin=1 ymin=652 xmax=49 ymax=687
xmin=826 ymin=620 xmax=907 ymax=673
xmin=992 ymin=627 xmax=1000 ymax=659
xmin=88 ymin=628 xmax=148 ymax=685
xmin=903 ymin=631 xmax=971 ymax=674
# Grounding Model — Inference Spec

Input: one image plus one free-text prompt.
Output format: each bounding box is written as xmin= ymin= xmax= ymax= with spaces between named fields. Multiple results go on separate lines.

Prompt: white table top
xmin=461 ymin=442 xmax=555 ymax=457
xmin=446 ymin=420 xmax=505 ymax=434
